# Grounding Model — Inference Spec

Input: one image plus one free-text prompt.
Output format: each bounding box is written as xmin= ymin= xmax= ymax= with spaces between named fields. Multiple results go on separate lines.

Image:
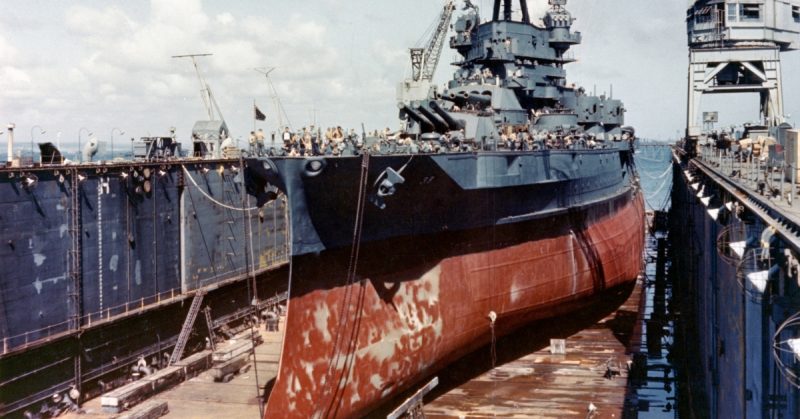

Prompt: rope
xmin=640 ymin=164 xmax=672 ymax=181
xmin=636 ymin=154 xmax=669 ymax=164
xmin=181 ymin=165 xmax=258 ymax=212
xmin=645 ymin=183 xmax=673 ymax=212
xmin=322 ymin=153 xmax=370 ymax=417
xmin=645 ymin=173 xmax=673 ymax=202
xmin=237 ymin=154 xmax=263 ymax=418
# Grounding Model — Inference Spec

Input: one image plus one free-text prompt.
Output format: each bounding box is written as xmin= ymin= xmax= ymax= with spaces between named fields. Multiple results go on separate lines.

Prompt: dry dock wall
xmin=670 ymin=153 xmax=800 ymax=418
xmin=0 ymin=161 xmax=289 ymax=417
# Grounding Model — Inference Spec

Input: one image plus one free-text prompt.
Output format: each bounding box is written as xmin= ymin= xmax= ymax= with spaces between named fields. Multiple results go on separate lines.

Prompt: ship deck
xmin=423 ymin=278 xmax=646 ymax=418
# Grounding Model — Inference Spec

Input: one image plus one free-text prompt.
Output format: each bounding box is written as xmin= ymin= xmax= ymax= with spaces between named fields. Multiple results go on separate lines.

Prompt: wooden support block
xmin=102 ymin=381 xmax=156 ymax=413
xmin=174 ymin=350 xmax=212 ymax=379
xmin=143 ymin=365 xmax=185 ymax=390
xmin=101 ymin=366 xmax=184 ymax=413
xmin=213 ymin=340 xmax=254 ymax=363
xmin=210 ymin=353 xmax=250 ymax=382
xmin=116 ymin=400 xmax=169 ymax=419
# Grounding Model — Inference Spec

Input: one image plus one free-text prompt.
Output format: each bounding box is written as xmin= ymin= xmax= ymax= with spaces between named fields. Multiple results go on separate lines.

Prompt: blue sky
xmin=1 ymin=0 xmax=799 ymax=155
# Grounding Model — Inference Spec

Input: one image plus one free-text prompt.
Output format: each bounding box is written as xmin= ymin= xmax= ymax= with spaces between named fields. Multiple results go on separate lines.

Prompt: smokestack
xmin=7 ymin=123 xmax=15 ymax=164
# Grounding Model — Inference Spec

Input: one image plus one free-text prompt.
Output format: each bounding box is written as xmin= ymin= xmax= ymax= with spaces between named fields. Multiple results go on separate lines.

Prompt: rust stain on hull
xmin=265 ymin=194 xmax=645 ymax=418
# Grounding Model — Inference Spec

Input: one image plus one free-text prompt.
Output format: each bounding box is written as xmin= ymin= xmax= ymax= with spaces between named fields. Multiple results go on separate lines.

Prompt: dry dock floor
xmin=63 ymin=280 xmax=644 ymax=419
xmin=424 ymin=280 xmax=645 ymax=418
xmin=64 ymin=318 xmax=285 ymax=419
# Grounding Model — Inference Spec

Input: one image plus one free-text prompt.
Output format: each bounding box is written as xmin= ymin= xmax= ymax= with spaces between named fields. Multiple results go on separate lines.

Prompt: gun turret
xmin=399 ymin=104 xmax=436 ymax=132
xmin=417 ymin=106 xmax=451 ymax=133
xmin=429 ymin=101 xmax=465 ymax=131
xmin=463 ymin=92 xmax=492 ymax=107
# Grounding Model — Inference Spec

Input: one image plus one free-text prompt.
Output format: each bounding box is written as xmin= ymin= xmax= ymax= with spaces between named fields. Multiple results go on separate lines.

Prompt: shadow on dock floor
xmin=371 ymin=281 xmax=642 ymax=418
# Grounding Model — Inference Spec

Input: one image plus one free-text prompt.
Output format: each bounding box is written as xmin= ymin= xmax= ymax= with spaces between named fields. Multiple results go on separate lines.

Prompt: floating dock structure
xmin=0 ymin=161 xmax=290 ymax=418
xmin=671 ymin=2 xmax=800 ymax=416
xmin=671 ymin=148 xmax=800 ymax=417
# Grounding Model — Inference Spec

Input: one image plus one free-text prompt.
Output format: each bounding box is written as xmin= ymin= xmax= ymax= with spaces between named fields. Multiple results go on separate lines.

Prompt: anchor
xmin=370 ymin=167 xmax=405 ymax=210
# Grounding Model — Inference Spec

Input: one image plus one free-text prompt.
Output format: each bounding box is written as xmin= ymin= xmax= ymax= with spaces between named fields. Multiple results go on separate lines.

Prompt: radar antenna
xmin=172 ymin=53 xmax=227 ymax=125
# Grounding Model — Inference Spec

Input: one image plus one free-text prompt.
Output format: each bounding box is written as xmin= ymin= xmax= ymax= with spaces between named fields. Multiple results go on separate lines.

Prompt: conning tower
xmin=399 ymin=0 xmax=627 ymax=143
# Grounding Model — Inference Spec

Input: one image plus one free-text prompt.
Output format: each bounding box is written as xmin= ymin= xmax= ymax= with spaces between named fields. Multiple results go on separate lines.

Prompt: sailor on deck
xmin=256 ymin=129 xmax=266 ymax=155
xmin=282 ymin=127 xmax=291 ymax=146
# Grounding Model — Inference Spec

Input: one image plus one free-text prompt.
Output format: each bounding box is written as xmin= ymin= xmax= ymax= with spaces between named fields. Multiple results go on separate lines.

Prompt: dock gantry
xmin=686 ymin=0 xmax=800 ymax=140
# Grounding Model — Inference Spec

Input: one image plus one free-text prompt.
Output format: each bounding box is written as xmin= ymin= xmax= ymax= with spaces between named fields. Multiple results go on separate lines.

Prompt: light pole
xmin=110 ymin=127 xmax=125 ymax=160
xmin=30 ymin=125 xmax=46 ymax=163
xmin=78 ymin=127 xmax=92 ymax=162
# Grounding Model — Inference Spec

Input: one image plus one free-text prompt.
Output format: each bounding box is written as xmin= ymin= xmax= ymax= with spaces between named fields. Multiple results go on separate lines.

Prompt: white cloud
xmin=216 ymin=12 xmax=235 ymax=26
xmin=5 ymin=0 xmax=790 ymax=145
xmin=65 ymin=5 xmax=136 ymax=38
xmin=0 ymin=66 xmax=33 ymax=98
xmin=0 ymin=33 xmax=18 ymax=61
xmin=150 ymin=0 xmax=209 ymax=31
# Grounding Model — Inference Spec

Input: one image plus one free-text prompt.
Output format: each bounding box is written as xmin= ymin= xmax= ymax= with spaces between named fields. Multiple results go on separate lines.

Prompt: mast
xmin=255 ymin=67 xmax=292 ymax=131
xmin=492 ymin=0 xmax=532 ymax=23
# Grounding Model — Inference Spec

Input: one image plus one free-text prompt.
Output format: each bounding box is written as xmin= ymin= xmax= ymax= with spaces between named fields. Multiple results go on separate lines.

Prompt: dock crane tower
xmin=686 ymin=0 xmax=800 ymax=140
xmin=397 ymin=0 xmax=457 ymax=106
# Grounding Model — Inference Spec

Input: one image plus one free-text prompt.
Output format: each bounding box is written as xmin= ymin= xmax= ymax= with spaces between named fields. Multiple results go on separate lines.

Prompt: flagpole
xmin=253 ymin=99 xmax=257 ymax=133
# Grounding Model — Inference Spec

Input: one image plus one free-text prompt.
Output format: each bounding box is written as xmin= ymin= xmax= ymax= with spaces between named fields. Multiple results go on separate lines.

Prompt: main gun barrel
xmin=399 ymin=104 xmax=435 ymax=132
xmin=417 ymin=105 xmax=450 ymax=133
xmin=429 ymin=101 xmax=465 ymax=131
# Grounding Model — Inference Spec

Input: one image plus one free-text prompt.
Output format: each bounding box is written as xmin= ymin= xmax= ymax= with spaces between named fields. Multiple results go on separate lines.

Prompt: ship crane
xmin=173 ymin=53 xmax=231 ymax=159
xmin=398 ymin=0 xmax=456 ymax=105
xmin=172 ymin=53 xmax=227 ymax=126
xmin=411 ymin=0 xmax=456 ymax=82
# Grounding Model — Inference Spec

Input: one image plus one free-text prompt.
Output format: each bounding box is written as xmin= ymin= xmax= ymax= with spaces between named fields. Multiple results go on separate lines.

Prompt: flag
xmin=254 ymin=104 xmax=266 ymax=121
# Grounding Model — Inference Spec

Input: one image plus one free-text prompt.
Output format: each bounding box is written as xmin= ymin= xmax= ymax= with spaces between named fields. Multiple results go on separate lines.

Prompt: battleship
xmin=243 ymin=0 xmax=645 ymax=417
xmin=0 ymin=0 xmax=645 ymax=418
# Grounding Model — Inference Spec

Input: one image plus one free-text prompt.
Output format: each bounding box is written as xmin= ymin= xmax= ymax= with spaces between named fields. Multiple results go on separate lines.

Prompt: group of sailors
xmin=499 ymin=127 xmax=603 ymax=151
xmin=703 ymin=129 xmax=776 ymax=162
xmin=247 ymin=124 xmax=611 ymax=158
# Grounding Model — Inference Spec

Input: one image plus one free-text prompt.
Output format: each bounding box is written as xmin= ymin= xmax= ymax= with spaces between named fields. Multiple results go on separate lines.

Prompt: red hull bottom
xmin=265 ymin=193 xmax=645 ymax=418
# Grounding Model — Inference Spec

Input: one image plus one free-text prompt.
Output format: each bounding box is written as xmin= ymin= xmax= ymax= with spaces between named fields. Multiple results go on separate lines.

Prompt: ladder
xmin=203 ymin=306 xmax=217 ymax=351
xmin=68 ymin=170 xmax=84 ymax=400
xmin=169 ymin=291 xmax=206 ymax=365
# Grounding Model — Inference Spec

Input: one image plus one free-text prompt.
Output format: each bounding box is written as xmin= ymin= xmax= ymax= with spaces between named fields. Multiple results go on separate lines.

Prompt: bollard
xmin=793 ymin=165 xmax=797 ymax=207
